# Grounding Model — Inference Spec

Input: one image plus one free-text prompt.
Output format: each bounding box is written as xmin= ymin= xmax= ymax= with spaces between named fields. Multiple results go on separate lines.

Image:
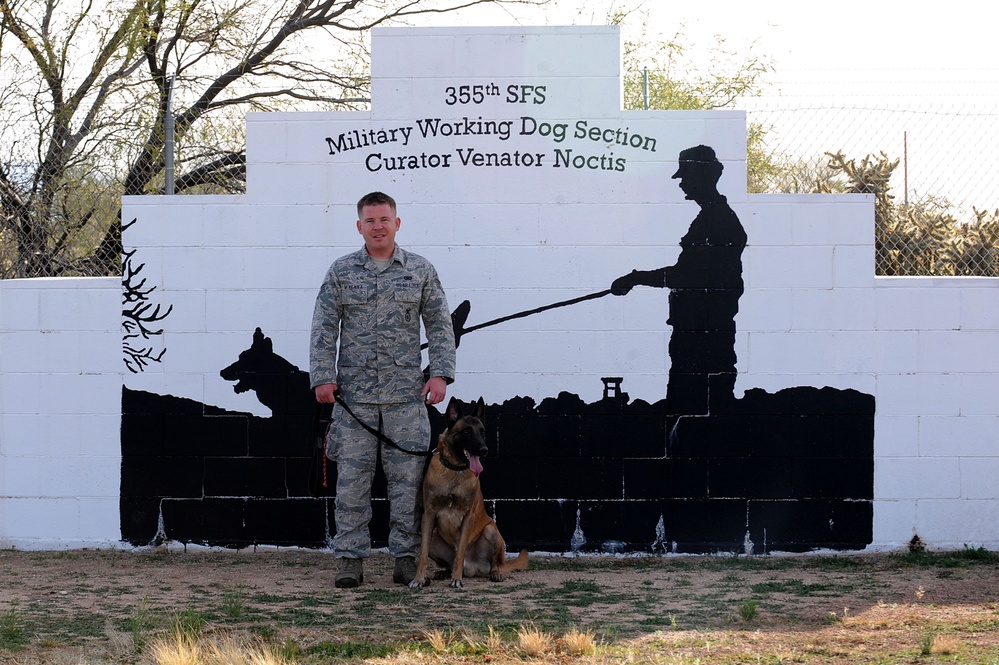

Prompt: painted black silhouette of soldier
xmin=612 ymin=145 xmax=747 ymax=415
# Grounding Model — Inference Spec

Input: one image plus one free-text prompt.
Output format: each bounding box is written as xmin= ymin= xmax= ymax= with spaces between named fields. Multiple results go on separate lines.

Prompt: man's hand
xmin=421 ymin=376 xmax=447 ymax=406
xmin=612 ymin=268 xmax=667 ymax=294
xmin=611 ymin=270 xmax=639 ymax=296
xmin=315 ymin=383 xmax=338 ymax=404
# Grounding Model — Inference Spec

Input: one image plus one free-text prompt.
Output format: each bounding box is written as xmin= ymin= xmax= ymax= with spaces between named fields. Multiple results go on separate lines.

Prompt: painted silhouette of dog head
xmin=220 ymin=328 xmax=312 ymax=415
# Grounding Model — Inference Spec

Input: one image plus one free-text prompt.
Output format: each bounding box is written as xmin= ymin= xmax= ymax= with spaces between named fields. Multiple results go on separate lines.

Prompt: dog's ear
xmin=445 ymin=397 xmax=462 ymax=426
xmin=474 ymin=397 xmax=485 ymax=420
xmin=251 ymin=327 xmax=273 ymax=353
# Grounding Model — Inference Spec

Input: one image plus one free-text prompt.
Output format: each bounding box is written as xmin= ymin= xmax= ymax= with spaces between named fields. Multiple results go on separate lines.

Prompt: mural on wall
xmin=120 ymin=143 xmax=875 ymax=553
xmin=120 ymin=27 xmax=875 ymax=554
xmin=121 ymin=218 xmax=173 ymax=373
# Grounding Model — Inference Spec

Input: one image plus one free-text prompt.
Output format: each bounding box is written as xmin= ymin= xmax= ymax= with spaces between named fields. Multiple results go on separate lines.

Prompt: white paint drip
xmin=651 ymin=514 xmax=668 ymax=555
xmin=570 ymin=508 xmax=586 ymax=553
xmin=150 ymin=500 xmax=168 ymax=547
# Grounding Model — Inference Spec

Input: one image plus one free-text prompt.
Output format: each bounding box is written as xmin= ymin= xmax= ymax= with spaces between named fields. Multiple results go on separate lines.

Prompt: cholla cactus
xmin=825 ymin=151 xmax=997 ymax=276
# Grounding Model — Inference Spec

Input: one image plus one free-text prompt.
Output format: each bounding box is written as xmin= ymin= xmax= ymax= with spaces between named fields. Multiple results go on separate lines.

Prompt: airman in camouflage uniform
xmin=311 ymin=191 xmax=456 ymax=588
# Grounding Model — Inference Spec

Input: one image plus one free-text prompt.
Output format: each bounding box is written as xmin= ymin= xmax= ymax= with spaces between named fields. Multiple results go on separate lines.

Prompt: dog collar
xmin=437 ymin=450 xmax=470 ymax=472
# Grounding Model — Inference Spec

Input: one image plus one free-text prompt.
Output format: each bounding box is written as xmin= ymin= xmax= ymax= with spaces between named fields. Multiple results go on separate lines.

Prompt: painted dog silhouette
xmin=220 ymin=327 xmax=314 ymax=416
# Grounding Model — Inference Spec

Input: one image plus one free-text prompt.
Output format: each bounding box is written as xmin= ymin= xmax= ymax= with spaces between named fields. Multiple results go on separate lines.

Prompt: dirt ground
xmin=1 ymin=546 xmax=998 ymax=663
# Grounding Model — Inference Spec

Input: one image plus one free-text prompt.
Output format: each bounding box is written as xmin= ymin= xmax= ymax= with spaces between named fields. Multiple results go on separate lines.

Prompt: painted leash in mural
xmin=120 ymin=144 xmax=875 ymax=554
xmin=421 ymin=290 xmax=613 ymax=351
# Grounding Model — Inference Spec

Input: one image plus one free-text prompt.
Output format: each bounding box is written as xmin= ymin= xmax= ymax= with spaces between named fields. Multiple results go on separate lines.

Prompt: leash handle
xmin=310 ymin=402 xmax=331 ymax=495
xmin=332 ymin=389 xmax=433 ymax=458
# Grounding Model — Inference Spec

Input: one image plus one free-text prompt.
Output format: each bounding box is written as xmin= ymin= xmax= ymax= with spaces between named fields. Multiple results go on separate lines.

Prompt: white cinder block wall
xmin=871 ymin=278 xmax=999 ymax=548
xmin=0 ymin=277 xmax=123 ymax=548
xmin=2 ymin=26 xmax=998 ymax=551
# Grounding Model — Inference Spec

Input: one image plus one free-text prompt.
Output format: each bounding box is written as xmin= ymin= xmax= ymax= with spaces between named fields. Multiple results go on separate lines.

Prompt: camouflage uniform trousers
xmin=326 ymin=400 xmax=430 ymax=558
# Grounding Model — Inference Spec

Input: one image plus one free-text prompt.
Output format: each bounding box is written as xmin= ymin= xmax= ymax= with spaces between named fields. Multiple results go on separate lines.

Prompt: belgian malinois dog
xmin=409 ymin=397 xmax=528 ymax=588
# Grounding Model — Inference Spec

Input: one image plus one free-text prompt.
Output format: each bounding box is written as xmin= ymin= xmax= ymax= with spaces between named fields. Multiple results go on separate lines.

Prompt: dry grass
xmin=929 ymin=632 xmax=962 ymax=656
xmin=423 ymin=625 xmax=597 ymax=660
xmin=561 ymin=627 xmax=597 ymax=656
xmin=421 ymin=628 xmax=452 ymax=653
xmin=148 ymin=631 xmax=289 ymax=665
xmin=516 ymin=624 xmax=555 ymax=657
xmin=422 ymin=624 xmax=593 ymax=659
xmin=484 ymin=626 xmax=504 ymax=653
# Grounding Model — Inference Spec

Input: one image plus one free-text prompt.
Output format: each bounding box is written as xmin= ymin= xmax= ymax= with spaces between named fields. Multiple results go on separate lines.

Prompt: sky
xmin=409 ymin=0 xmax=999 ymax=215
xmin=431 ymin=0 xmax=997 ymax=91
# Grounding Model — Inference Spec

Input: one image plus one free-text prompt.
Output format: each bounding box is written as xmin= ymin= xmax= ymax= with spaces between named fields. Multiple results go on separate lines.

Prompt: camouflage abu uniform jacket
xmin=309 ymin=244 xmax=456 ymax=404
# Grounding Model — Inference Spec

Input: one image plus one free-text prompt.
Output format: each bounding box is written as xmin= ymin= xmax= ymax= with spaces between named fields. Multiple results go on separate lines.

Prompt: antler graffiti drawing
xmin=121 ymin=219 xmax=174 ymax=373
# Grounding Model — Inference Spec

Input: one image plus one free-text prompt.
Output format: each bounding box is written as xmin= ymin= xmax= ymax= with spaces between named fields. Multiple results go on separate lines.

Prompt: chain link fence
xmin=746 ymin=99 xmax=999 ymax=276
xmin=0 ymin=106 xmax=245 ymax=280
xmin=4 ymin=99 xmax=999 ymax=279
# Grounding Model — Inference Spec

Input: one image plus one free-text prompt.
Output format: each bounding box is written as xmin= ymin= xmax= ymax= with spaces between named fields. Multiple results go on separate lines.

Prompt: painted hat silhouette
xmin=672 ymin=145 xmax=720 ymax=179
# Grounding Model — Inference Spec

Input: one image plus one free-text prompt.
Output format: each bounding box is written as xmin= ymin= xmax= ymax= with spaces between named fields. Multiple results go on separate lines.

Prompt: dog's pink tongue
xmin=467 ymin=453 xmax=483 ymax=477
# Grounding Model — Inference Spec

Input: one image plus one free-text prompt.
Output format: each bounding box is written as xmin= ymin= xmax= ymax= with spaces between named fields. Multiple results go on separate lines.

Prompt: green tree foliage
xmin=620 ymin=28 xmax=771 ymax=111
xmin=0 ymin=0 xmax=532 ymax=278
xmin=618 ymin=21 xmax=781 ymax=192
xmin=764 ymin=155 xmax=845 ymax=196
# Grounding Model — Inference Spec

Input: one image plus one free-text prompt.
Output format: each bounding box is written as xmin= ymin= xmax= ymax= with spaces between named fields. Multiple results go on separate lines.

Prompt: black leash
xmin=332 ymin=389 xmax=434 ymax=458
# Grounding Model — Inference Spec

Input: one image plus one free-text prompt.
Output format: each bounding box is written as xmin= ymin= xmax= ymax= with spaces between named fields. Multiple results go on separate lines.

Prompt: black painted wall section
xmin=121 ymin=388 xmax=331 ymax=549
xmin=120 ymin=345 xmax=874 ymax=553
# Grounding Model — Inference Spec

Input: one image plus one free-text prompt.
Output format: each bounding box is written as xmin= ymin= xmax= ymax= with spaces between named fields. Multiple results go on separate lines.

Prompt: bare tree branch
xmin=1 ymin=0 xmax=542 ymax=281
